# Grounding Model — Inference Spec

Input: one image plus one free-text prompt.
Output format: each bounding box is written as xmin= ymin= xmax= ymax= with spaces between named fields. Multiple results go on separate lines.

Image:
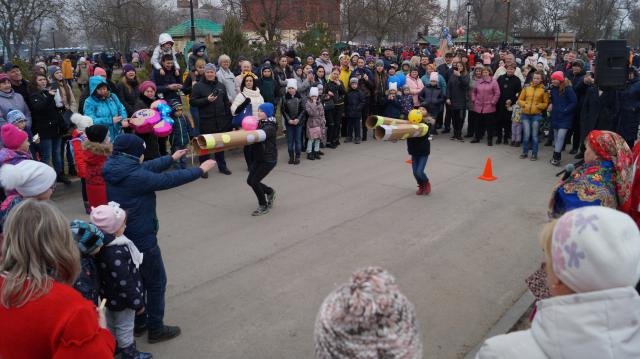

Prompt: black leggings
xmin=247 ymin=161 xmax=276 ymax=206
xmin=451 ymin=109 xmax=465 ymax=138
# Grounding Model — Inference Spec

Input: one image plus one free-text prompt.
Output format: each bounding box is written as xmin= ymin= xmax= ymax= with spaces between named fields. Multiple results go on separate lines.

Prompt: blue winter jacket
xmin=102 ymin=153 xmax=202 ymax=251
xmin=83 ymin=76 xmax=128 ymax=142
xmin=550 ymin=84 xmax=577 ymax=129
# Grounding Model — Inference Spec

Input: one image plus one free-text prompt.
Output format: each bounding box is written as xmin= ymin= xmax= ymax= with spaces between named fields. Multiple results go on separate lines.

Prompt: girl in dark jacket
xmin=345 ymin=77 xmax=365 ymax=143
xmin=28 ymin=73 xmax=67 ymax=183
xmin=116 ymin=64 xmax=140 ymax=117
xmin=407 ymin=109 xmax=431 ymax=195
xmin=419 ymin=73 xmax=445 ymax=131
xmin=325 ymin=68 xmax=345 ymax=148
xmin=247 ymin=103 xmax=278 ymax=216
xmin=258 ymin=65 xmax=278 ymax=106
xmin=446 ymin=62 xmax=470 ymax=141
xmin=281 ymin=79 xmax=306 ymax=164
xmin=549 ymin=71 xmax=577 ymax=166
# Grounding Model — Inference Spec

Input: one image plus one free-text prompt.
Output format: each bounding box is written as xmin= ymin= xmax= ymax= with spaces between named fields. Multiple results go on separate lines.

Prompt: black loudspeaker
xmin=595 ymin=40 xmax=628 ymax=88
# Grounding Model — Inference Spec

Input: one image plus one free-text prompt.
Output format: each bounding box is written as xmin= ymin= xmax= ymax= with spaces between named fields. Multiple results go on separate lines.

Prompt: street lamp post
xmin=504 ymin=0 xmax=511 ymax=46
xmin=466 ymin=1 xmax=472 ymax=50
xmin=51 ymin=28 xmax=56 ymax=55
xmin=189 ymin=0 xmax=196 ymax=41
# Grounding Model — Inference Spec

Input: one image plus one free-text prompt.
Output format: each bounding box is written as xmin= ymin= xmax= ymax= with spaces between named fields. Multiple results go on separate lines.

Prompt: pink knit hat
xmin=1 ymin=124 xmax=28 ymax=151
xmin=94 ymin=67 xmax=107 ymax=77
xmin=550 ymin=71 xmax=565 ymax=82
xmin=90 ymin=202 xmax=126 ymax=234
xmin=138 ymin=80 xmax=157 ymax=94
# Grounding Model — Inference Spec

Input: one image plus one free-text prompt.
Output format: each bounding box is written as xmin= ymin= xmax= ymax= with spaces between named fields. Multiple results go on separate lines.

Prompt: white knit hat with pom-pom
xmin=314 ymin=267 xmax=423 ymax=359
xmin=71 ymin=113 xmax=94 ymax=132
xmin=0 ymin=160 xmax=56 ymax=197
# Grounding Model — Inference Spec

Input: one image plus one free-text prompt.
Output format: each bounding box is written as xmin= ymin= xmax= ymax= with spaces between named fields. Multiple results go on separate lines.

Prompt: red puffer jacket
xmin=82 ymin=141 xmax=112 ymax=208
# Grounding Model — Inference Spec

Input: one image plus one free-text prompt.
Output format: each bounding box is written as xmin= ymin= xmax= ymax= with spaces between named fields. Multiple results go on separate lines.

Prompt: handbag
xmin=232 ymin=95 xmax=252 ymax=128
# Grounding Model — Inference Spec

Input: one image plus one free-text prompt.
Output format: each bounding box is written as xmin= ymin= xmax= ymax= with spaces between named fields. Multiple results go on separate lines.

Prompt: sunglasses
xmin=321 ymin=53 xmax=329 ymax=56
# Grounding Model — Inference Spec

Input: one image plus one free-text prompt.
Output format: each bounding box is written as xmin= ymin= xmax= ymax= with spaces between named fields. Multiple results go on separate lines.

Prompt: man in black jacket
xmin=436 ymin=53 xmax=455 ymax=132
xmin=152 ymin=54 xmax=182 ymax=103
xmin=496 ymin=64 xmax=522 ymax=144
xmin=190 ymin=63 xmax=233 ymax=177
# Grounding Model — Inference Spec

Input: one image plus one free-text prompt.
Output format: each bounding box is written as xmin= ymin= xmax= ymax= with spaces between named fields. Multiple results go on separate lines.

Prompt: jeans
xmin=247 ymin=161 xmax=275 ymax=206
xmin=190 ymin=106 xmax=200 ymax=136
xmin=307 ymin=139 xmax=320 ymax=153
xmin=554 ymin=128 xmax=569 ymax=153
xmin=135 ymin=245 xmax=167 ymax=331
xmin=521 ymin=114 xmax=542 ymax=155
xmin=411 ymin=155 xmax=429 ymax=184
xmin=511 ymin=122 xmax=522 ymax=142
xmin=285 ymin=124 xmax=302 ymax=155
xmin=107 ymin=308 xmax=135 ymax=348
xmin=39 ymin=138 xmax=62 ymax=175
xmin=199 ymin=151 xmax=227 ymax=170
xmin=346 ymin=116 xmax=361 ymax=140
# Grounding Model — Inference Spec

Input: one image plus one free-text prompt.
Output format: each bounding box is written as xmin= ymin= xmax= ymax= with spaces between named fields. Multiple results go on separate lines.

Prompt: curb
xmin=463 ymin=290 xmax=535 ymax=359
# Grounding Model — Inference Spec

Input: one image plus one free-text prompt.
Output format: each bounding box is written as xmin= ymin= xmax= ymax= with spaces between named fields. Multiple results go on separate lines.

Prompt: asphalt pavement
xmin=54 ymin=133 xmax=559 ymax=358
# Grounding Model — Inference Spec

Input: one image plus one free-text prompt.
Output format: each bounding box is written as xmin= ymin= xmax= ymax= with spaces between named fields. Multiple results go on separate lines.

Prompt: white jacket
xmin=477 ymin=287 xmax=640 ymax=359
xmin=150 ymin=33 xmax=180 ymax=71
xmin=230 ymin=88 xmax=263 ymax=116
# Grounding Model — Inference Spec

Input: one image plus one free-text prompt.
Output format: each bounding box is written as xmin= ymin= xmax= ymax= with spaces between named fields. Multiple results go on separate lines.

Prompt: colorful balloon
xmin=241 ymin=116 xmax=259 ymax=131
xmin=130 ymin=108 xmax=160 ymax=134
xmin=407 ymin=109 xmax=423 ymax=124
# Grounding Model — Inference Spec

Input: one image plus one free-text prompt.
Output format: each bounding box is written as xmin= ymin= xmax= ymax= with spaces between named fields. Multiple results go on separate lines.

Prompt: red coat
xmin=83 ymin=141 xmax=112 ymax=208
xmin=0 ymin=277 xmax=115 ymax=358
xmin=70 ymin=130 xmax=88 ymax=178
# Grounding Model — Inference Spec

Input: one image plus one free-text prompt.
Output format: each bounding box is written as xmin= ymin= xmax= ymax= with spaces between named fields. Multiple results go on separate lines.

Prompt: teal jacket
xmin=83 ymin=76 xmax=127 ymax=141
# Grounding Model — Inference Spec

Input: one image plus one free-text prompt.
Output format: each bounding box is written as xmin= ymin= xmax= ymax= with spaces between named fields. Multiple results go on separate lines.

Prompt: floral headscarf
xmin=587 ymin=130 xmax=633 ymax=209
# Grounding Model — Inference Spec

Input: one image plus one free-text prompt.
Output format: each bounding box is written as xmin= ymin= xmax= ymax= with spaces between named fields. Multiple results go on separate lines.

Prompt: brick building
xmin=241 ymin=0 xmax=341 ymax=43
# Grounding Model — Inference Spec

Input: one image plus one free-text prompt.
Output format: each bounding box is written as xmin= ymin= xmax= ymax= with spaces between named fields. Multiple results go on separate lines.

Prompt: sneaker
xmin=148 ymin=325 xmax=181 ymax=344
xmin=530 ymin=154 xmax=538 ymax=161
xmin=428 ymin=136 xmax=434 ymax=140
xmin=519 ymin=153 xmax=528 ymax=159
xmin=550 ymin=158 xmax=560 ymax=166
xmin=120 ymin=343 xmax=152 ymax=359
xmin=266 ymin=191 xmax=276 ymax=208
xmin=252 ymin=205 xmax=270 ymax=216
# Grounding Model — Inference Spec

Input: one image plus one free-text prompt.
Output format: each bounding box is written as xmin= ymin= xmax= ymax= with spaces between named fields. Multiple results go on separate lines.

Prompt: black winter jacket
xmin=446 ymin=74 xmax=469 ymax=110
xmin=116 ymin=80 xmax=140 ymax=117
xmin=29 ymin=90 xmax=62 ymax=139
xmin=496 ymin=74 xmax=522 ymax=105
xmin=151 ymin=67 xmax=181 ymax=102
xmin=419 ymin=85 xmax=444 ymax=115
xmin=96 ymin=234 xmax=145 ymax=311
xmin=280 ymin=93 xmax=306 ymax=127
xmin=250 ymin=119 xmax=278 ymax=163
xmin=345 ymin=88 xmax=365 ymax=118
xmin=407 ymin=133 xmax=430 ymax=156
xmin=190 ymin=79 xmax=231 ymax=133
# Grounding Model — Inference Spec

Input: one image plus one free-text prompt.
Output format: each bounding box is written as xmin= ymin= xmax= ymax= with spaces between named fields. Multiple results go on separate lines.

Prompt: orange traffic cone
xmin=478 ymin=157 xmax=497 ymax=181
xmin=405 ymin=157 xmax=412 ymax=164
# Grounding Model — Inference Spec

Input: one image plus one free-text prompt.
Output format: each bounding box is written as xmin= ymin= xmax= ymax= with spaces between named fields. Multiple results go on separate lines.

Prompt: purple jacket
xmin=471 ymin=76 xmax=500 ymax=114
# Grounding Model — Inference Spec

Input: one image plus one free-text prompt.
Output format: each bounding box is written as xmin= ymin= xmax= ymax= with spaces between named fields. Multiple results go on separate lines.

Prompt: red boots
xmin=416 ymin=181 xmax=431 ymax=195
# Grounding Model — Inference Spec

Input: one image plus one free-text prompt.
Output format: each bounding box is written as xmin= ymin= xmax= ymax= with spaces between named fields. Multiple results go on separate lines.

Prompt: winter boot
xmin=294 ymin=154 xmax=301 ymax=165
xmin=148 ymin=325 xmax=181 ymax=343
xmin=550 ymin=151 xmax=561 ymax=166
xmin=307 ymin=152 xmax=315 ymax=160
xmin=288 ymin=151 xmax=294 ymax=164
xmin=416 ymin=183 xmax=424 ymax=195
xmin=422 ymin=180 xmax=431 ymax=195
xmin=120 ymin=343 xmax=153 ymax=359
xmin=314 ymin=151 xmax=322 ymax=160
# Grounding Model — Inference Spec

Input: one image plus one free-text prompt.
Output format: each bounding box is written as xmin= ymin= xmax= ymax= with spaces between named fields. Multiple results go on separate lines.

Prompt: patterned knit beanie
xmin=314 ymin=267 xmax=423 ymax=359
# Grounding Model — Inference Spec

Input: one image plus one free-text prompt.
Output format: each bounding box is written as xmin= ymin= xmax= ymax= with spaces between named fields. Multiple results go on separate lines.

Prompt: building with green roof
xmin=164 ymin=18 xmax=223 ymax=54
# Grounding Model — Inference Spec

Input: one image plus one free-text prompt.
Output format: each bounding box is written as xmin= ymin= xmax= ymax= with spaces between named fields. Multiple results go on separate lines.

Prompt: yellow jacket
xmin=61 ymin=59 xmax=74 ymax=80
xmin=517 ymin=83 xmax=549 ymax=115
xmin=339 ymin=67 xmax=351 ymax=90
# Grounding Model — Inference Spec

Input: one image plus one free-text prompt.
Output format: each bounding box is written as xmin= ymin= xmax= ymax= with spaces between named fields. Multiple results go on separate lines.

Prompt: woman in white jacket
xmin=477 ymin=206 xmax=640 ymax=359
xmin=231 ymin=74 xmax=264 ymax=168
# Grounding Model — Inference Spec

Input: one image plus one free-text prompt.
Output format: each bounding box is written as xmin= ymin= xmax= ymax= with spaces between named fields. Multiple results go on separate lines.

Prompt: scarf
xmin=107 ymin=234 xmax=144 ymax=268
xmin=587 ymin=130 xmax=633 ymax=209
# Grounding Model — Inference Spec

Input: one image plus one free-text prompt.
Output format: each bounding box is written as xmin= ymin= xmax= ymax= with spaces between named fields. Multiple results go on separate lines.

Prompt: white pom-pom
xmin=71 ymin=113 xmax=94 ymax=131
xmin=0 ymin=164 xmax=24 ymax=191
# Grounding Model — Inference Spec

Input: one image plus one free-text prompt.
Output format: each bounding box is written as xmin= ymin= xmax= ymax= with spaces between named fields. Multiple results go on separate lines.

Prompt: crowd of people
xmin=0 ymin=32 xmax=640 ymax=358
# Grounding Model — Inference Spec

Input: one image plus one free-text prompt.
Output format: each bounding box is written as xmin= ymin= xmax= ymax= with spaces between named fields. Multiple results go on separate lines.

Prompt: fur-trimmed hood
xmin=82 ymin=141 xmax=113 ymax=156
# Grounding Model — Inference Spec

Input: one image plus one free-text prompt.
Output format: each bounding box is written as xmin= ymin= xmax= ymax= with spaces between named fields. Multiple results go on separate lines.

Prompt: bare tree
xmin=220 ymin=0 xmax=288 ymax=47
xmin=0 ymin=0 xmax=62 ymax=59
xmin=359 ymin=0 xmax=439 ymax=45
xmin=340 ymin=0 xmax=365 ymax=43
xmin=565 ymin=0 xmax=622 ymax=41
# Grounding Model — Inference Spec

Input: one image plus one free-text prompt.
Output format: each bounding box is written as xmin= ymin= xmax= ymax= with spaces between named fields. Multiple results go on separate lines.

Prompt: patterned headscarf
xmin=314 ymin=267 xmax=422 ymax=359
xmin=587 ymin=130 xmax=633 ymax=209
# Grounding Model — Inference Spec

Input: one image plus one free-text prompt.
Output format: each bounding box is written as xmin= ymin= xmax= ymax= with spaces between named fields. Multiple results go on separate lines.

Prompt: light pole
xmin=189 ymin=0 xmax=196 ymax=41
xmin=466 ymin=1 xmax=472 ymax=50
xmin=504 ymin=0 xmax=511 ymax=46
xmin=51 ymin=28 xmax=56 ymax=55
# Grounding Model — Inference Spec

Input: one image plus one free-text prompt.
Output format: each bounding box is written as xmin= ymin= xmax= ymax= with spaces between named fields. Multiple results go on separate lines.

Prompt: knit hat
xmin=85 ymin=125 xmax=109 ymax=143
xmin=429 ymin=72 xmax=439 ymax=82
xmin=571 ymin=59 xmax=585 ymax=68
xmin=94 ymin=67 xmax=107 ymax=77
xmin=389 ymin=82 xmax=398 ymax=91
xmin=550 ymin=71 xmax=565 ymax=82
xmin=551 ymin=206 xmax=640 ymax=293
xmin=1 ymin=124 xmax=28 ymax=151
xmin=258 ymin=102 xmax=275 ymax=117
xmin=349 ymin=77 xmax=359 ymax=84
xmin=90 ymin=201 xmax=126 ymax=235
xmin=375 ymin=59 xmax=384 ymax=68
xmin=122 ymin=63 xmax=135 ymax=74
xmin=314 ymin=267 xmax=423 ymax=359
xmin=138 ymin=80 xmax=156 ymax=94
xmin=47 ymin=65 xmax=61 ymax=78
xmin=70 ymin=219 xmax=105 ymax=255
xmin=6 ymin=109 xmax=26 ymax=125
xmin=113 ymin=134 xmax=146 ymax=158
xmin=204 ymin=63 xmax=217 ymax=72
xmin=286 ymin=78 xmax=297 ymax=90
xmin=0 ymin=73 xmax=8 ymax=82
xmin=309 ymin=87 xmax=319 ymax=97
xmin=0 ymin=160 xmax=56 ymax=197
xmin=169 ymin=98 xmax=183 ymax=110
xmin=70 ymin=113 xmax=93 ymax=132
